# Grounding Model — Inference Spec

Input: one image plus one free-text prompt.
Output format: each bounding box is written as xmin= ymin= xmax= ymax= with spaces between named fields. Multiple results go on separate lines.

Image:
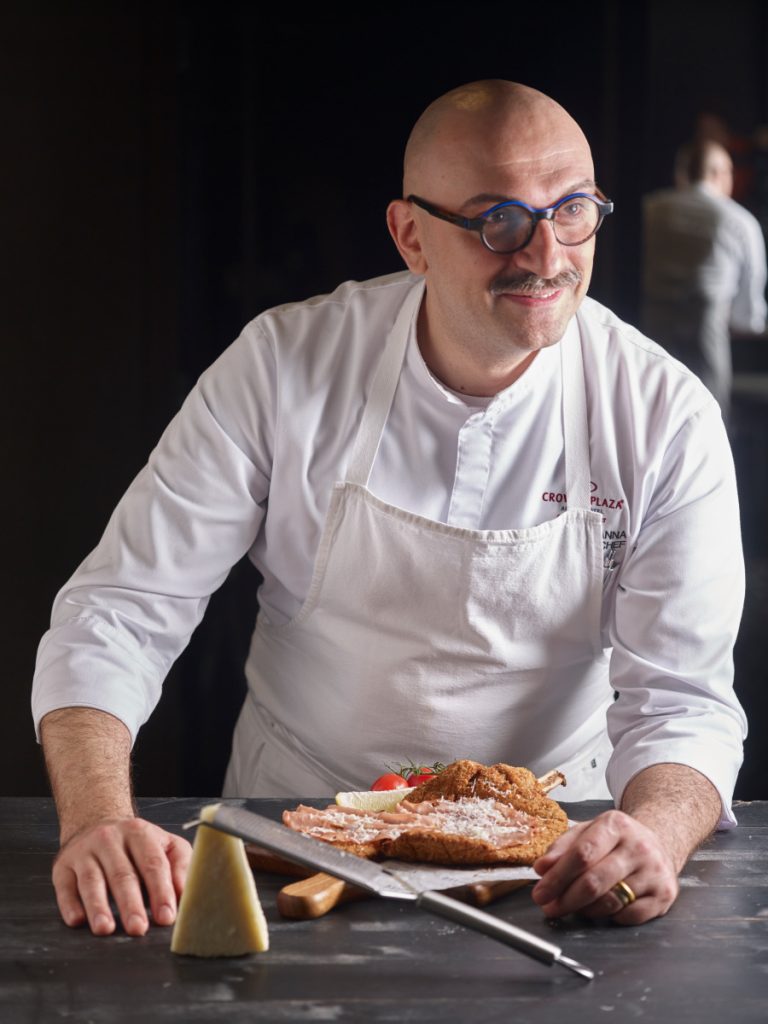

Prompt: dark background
xmin=5 ymin=1 xmax=768 ymax=799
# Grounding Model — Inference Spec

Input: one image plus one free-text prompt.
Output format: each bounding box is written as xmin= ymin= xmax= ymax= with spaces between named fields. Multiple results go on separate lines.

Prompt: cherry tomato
xmin=407 ymin=771 xmax=435 ymax=785
xmin=371 ymin=772 xmax=411 ymax=791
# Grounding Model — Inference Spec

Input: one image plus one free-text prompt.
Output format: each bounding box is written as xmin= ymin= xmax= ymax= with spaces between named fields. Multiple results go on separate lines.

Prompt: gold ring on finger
xmin=611 ymin=879 xmax=637 ymax=909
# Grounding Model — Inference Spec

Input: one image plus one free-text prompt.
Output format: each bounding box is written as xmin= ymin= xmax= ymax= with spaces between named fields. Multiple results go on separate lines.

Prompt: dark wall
xmin=3 ymin=7 xmax=182 ymax=796
xmin=6 ymin=1 xmax=768 ymax=799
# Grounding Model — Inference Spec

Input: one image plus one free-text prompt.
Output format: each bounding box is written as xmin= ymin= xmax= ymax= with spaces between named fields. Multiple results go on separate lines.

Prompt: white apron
xmin=224 ymin=282 xmax=614 ymax=801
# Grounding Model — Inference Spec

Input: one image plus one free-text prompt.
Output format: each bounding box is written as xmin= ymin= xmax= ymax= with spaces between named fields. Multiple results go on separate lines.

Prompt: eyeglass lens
xmin=482 ymin=197 xmax=601 ymax=252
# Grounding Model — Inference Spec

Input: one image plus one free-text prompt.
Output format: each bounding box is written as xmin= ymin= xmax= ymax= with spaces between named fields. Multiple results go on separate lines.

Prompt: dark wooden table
xmin=3 ymin=797 xmax=768 ymax=1023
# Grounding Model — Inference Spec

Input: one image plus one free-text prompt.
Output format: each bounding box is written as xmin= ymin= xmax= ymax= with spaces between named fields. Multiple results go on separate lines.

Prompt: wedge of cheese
xmin=171 ymin=803 xmax=269 ymax=957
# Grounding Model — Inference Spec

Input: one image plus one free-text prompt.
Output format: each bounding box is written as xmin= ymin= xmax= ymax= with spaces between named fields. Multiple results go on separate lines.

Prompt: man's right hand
xmin=40 ymin=707 xmax=192 ymax=935
xmin=52 ymin=816 xmax=192 ymax=936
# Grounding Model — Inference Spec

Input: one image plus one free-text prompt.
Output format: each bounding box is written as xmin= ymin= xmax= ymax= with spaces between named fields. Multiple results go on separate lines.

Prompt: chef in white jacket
xmin=34 ymin=81 xmax=745 ymax=938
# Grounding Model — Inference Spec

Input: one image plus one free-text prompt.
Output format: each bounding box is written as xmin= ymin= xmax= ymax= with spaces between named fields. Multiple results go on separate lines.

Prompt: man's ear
xmin=386 ymin=199 xmax=428 ymax=275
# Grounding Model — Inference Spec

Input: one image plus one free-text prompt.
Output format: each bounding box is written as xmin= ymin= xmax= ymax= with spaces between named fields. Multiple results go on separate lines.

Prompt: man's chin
xmin=499 ymin=304 xmax=575 ymax=353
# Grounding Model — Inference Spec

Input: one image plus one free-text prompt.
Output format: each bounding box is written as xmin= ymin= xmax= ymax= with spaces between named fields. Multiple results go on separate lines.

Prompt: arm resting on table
xmin=41 ymin=708 xmax=191 ymax=937
xmin=531 ymin=762 xmax=720 ymax=924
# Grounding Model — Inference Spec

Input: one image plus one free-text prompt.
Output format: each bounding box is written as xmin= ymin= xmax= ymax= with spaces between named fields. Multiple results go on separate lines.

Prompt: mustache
xmin=489 ymin=269 xmax=583 ymax=295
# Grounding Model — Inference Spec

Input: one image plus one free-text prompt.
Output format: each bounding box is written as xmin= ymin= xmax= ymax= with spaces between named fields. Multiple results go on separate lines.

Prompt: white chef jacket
xmin=643 ymin=181 xmax=767 ymax=409
xmin=32 ymin=271 xmax=747 ymax=823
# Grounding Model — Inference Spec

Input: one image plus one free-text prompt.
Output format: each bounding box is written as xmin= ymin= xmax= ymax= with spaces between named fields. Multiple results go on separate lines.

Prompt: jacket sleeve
xmin=31 ymin=321 xmax=276 ymax=744
xmin=605 ymin=399 xmax=747 ymax=828
xmin=729 ymin=207 xmax=768 ymax=333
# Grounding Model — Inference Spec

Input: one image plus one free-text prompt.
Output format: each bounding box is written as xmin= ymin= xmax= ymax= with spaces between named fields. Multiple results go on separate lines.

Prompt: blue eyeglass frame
xmin=407 ymin=192 xmax=615 ymax=254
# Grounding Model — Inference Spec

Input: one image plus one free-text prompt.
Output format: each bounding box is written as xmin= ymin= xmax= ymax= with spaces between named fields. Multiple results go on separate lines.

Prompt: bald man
xmin=643 ymin=139 xmax=767 ymax=413
xmin=34 ymin=82 xmax=745 ymax=936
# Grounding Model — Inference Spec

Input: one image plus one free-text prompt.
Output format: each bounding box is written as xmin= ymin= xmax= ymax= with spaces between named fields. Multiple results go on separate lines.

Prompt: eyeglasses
xmin=407 ymin=192 xmax=614 ymax=254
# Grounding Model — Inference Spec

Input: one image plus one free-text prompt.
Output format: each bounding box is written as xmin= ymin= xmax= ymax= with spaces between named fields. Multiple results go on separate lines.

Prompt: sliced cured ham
xmin=283 ymin=760 xmax=568 ymax=866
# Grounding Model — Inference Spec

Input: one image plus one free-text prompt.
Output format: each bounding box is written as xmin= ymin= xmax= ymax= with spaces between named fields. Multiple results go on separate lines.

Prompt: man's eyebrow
xmin=460 ymin=180 xmax=598 ymax=212
xmin=566 ymin=179 xmax=598 ymax=195
xmin=459 ymin=193 xmax=510 ymax=212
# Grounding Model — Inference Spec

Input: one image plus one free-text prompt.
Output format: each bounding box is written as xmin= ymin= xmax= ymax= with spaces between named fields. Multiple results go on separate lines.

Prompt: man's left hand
xmin=530 ymin=810 xmax=679 ymax=924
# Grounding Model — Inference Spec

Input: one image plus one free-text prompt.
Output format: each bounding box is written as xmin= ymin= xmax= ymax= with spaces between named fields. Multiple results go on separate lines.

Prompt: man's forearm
xmin=40 ymin=708 xmax=136 ymax=844
xmin=531 ymin=761 xmax=723 ymax=923
xmin=620 ymin=762 xmax=722 ymax=873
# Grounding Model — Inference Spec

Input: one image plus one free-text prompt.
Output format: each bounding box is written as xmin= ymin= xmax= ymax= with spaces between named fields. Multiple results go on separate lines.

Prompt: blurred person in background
xmin=642 ymin=139 xmax=767 ymax=417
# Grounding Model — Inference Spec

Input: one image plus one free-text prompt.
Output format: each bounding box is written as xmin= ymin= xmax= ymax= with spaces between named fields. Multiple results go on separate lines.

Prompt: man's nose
xmin=513 ymin=218 xmax=567 ymax=278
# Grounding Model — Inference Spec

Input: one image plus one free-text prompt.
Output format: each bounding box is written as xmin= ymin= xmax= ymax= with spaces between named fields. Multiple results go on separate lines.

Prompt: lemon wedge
xmin=334 ymin=788 xmax=416 ymax=812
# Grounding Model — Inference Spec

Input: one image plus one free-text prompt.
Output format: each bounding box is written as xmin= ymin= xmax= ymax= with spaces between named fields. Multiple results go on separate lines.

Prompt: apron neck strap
xmin=345 ymin=279 xmax=425 ymax=486
xmin=561 ymin=322 xmax=591 ymax=510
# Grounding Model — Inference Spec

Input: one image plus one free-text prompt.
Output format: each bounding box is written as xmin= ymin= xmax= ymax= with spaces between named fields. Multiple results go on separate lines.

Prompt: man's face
xmin=403 ymin=106 xmax=597 ymax=375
